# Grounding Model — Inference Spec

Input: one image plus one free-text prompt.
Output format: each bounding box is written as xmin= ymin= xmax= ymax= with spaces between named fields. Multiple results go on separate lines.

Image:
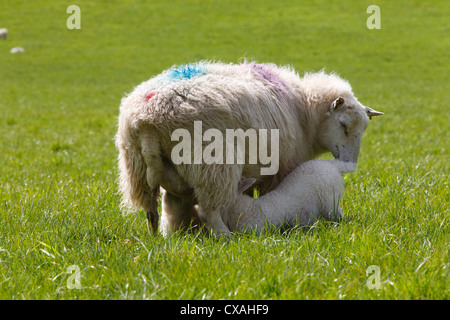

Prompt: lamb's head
xmin=317 ymin=95 xmax=383 ymax=163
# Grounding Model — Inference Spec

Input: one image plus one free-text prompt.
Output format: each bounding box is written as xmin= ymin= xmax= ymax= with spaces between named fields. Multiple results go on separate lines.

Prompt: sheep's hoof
xmin=146 ymin=210 xmax=159 ymax=235
xmin=208 ymin=228 xmax=234 ymax=240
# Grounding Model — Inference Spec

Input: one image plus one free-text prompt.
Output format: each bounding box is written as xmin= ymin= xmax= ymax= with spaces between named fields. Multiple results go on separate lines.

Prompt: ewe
xmin=116 ymin=61 xmax=383 ymax=236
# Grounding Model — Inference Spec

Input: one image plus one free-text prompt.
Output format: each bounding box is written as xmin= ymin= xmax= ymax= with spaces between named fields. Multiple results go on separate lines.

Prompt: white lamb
xmin=225 ymin=160 xmax=356 ymax=232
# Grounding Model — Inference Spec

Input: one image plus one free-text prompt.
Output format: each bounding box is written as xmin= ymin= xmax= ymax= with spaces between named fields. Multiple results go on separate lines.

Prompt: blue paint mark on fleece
xmin=167 ymin=63 xmax=206 ymax=80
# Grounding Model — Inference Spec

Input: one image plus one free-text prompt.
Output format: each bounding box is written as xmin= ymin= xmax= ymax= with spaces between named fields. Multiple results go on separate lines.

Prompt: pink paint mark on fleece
xmin=145 ymin=91 xmax=156 ymax=101
xmin=247 ymin=63 xmax=290 ymax=96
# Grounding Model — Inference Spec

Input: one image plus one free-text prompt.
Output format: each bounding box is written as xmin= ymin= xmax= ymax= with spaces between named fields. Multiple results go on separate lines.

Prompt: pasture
xmin=0 ymin=0 xmax=448 ymax=299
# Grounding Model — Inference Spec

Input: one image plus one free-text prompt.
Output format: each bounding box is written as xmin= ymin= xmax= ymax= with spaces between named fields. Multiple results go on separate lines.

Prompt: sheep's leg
xmin=332 ymin=207 xmax=344 ymax=222
xmin=198 ymin=206 xmax=231 ymax=237
xmin=157 ymin=159 xmax=200 ymax=234
xmin=140 ymin=128 xmax=164 ymax=235
xmin=160 ymin=191 xmax=201 ymax=235
xmin=190 ymin=164 xmax=242 ymax=237
xmin=146 ymin=211 xmax=158 ymax=233
xmin=145 ymin=187 xmax=160 ymax=234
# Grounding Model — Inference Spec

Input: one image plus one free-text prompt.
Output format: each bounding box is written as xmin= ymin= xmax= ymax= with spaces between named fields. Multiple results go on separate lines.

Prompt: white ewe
xmin=226 ymin=160 xmax=356 ymax=232
xmin=116 ymin=61 xmax=383 ymax=236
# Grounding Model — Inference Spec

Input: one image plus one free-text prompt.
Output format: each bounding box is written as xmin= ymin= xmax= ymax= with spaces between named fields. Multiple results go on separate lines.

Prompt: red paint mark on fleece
xmin=145 ymin=92 xmax=156 ymax=101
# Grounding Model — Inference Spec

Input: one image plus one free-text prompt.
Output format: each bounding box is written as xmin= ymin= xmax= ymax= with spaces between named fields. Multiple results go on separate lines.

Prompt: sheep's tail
xmin=333 ymin=160 xmax=357 ymax=175
xmin=116 ymin=130 xmax=145 ymax=212
xmin=116 ymin=117 xmax=162 ymax=209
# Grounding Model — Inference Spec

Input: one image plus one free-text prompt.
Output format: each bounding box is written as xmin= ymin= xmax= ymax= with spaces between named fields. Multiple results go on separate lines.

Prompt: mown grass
xmin=0 ymin=0 xmax=448 ymax=299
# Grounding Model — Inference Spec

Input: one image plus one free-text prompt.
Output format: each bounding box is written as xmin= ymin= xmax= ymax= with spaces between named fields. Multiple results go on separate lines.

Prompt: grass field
xmin=0 ymin=0 xmax=448 ymax=299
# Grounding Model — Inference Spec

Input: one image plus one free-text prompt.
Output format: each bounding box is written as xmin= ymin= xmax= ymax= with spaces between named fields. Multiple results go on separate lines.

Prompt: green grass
xmin=0 ymin=0 xmax=448 ymax=299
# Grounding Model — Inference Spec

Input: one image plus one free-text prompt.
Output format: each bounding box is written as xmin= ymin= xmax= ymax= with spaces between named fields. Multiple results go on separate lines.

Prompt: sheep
xmin=10 ymin=47 xmax=24 ymax=54
xmin=0 ymin=28 xmax=7 ymax=40
xmin=226 ymin=160 xmax=356 ymax=233
xmin=116 ymin=61 xmax=383 ymax=236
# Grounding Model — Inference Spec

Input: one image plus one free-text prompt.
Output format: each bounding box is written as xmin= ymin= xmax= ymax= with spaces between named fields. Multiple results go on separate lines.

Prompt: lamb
xmin=226 ymin=160 xmax=356 ymax=232
xmin=116 ymin=61 xmax=383 ymax=236
xmin=0 ymin=28 xmax=7 ymax=40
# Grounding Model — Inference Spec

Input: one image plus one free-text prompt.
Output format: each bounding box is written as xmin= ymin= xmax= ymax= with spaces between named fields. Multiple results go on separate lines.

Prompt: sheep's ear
xmin=365 ymin=106 xmax=384 ymax=119
xmin=238 ymin=178 xmax=256 ymax=193
xmin=330 ymin=96 xmax=345 ymax=112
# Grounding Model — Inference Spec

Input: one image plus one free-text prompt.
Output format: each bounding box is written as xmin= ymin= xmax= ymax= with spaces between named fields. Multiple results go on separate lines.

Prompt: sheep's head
xmin=318 ymin=96 xmax=383 ymax=163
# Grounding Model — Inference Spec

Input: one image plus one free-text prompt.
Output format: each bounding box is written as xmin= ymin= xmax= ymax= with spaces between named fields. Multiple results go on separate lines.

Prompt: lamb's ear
xmin=238 ymin=178 xmax=256 ymax=193
xmin=330 ymin=96 xmax=345 ymax=112
xmin=365 ymin=106 xmax=384 ymax=119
